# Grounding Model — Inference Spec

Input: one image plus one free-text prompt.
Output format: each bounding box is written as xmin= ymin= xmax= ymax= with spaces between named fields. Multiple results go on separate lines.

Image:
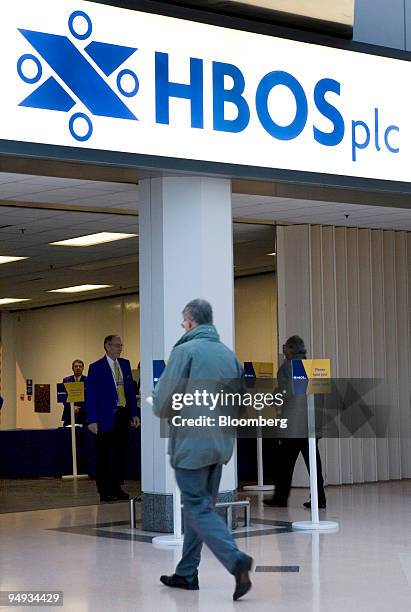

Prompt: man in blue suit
xmin=61 ymin=359 xmax=87 ymax=427
xmin=86 ymin=335 xmax=139 ymax=502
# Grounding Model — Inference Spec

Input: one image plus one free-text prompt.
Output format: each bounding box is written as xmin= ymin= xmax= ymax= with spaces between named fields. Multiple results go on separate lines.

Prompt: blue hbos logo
xmin=155 ymin=54 xmax=400 ymax=162
xmin=17 ymin=10 xmax=400 ymax=161
xmin=17 ymin=10 xmax=139 ymax=142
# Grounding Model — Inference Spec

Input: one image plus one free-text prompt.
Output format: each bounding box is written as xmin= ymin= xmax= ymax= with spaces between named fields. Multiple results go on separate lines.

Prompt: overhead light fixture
xmin=48 ymin=284 xmax=112 ymax=294
xmin=49 ymin=232 xmax=137 ymax=247
xmin=0 ymin=298 xmax=31 ymax=305
xmin=0 ymin=256 xmax=28 ymax=264
xmin=266 ymin=252 xmax=277 ymax=256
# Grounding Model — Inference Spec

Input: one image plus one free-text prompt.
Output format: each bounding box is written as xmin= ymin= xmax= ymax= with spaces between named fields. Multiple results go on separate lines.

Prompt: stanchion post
xmin=69 ymin=403 xmax=78 ymax=478
xmin=145 ymin=394 xmax=184 ymax=547
xmin=152 ymin=476 xmax=184 ymax=547
xmin=292 ymin=362 xmax=338 ymax=531
xmin=62 ymin=404 xmax=88 ymax=480
xmin=129 ymin=498 xmax=136 ymax=529
xmin=307 ymin=395 xmax=319 ymax=525
xmin=243 ymin=429 xmax=274 ymax=492
xmin=257 ymin=433 xmax=264 ymax=487
xmin=173 ymin=482 xmax=182 ymax=540
xmin=60 ymin=381 xmax=87 ymax=480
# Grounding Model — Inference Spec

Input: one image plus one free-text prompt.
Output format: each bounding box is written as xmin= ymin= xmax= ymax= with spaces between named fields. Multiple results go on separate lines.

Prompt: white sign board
xmin=0 ymin=0 xmax=409 ymax=182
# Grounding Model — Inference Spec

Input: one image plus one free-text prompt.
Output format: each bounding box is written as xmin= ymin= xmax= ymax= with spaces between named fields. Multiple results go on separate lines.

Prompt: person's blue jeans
xmin=175 ymin=463 xmax=244 ymax=577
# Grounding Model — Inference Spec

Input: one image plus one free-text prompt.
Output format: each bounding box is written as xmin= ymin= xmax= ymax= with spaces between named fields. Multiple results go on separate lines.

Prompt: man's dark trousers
xmin=274 ymin=438 xmax=326 ymax=505
xmin=96 ymin=408 xmax=129 ymax=495
xmin=175 ymin=463 xmax=245 ymax=577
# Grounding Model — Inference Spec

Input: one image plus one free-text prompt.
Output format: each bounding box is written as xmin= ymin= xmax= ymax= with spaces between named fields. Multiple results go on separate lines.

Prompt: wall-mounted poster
xmin=34 ymin=384 xmax=50 ymax=413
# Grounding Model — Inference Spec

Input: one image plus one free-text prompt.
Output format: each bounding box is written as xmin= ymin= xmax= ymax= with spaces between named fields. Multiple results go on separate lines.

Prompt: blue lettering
xmin=255 ymin=71 xmax=308 ymax=140
xmin=351 ymin=120 xmax=370 ymax=161
xmin=212 ymin=62 xmax=250 ymax=133
xmin=313 ymin=78 xmax=344 ymax=146
xmin=384 ymin=125 xmax=400 ymax=153
xmin=155 ymin=52 xmax=203 ymax=128
xmin=374 ymin=108 xmax=381 ymax=151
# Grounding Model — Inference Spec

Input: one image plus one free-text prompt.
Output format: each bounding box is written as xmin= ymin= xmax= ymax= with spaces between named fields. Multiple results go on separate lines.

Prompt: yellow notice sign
xmin=292 ymin=359 xmax=331 ymax=394
xmin=306 ymin=359 xmax=331 ymax=394
xmin=303 ymin=359 xmax=331 ymax=379
xmin=64 ymin=382 xmax=85 ymax=403
xmin=252 ymin=362 xmax=274 ymax=379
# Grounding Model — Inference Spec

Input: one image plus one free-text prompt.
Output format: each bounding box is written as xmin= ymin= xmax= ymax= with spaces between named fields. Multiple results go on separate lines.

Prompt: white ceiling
xmin=0 ymin=205 xmax=140 ymax=307
xmin=1 ymin=171 xmax=410 ymax=230
xmin=232 ymin=195 xmax=411 ymax=230
xmin=0 ymin=171 xmax=409 ymax=308
xmin=0 ymin=172 xmax=138 ymax=209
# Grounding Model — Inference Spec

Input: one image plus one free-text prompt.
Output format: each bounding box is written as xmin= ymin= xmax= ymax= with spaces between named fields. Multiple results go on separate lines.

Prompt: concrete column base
xmin=142 ymin=489 xmax=236 ymax=533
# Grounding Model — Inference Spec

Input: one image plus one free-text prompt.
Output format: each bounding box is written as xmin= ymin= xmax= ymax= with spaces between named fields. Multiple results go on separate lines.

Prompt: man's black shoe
xmin=303 ymin=500 xmax=327 ymax=509
xmin=100 ymin=494 xmax=118 ymax=502
xmin=160 ymin=573 xmax=199 ymax=591
xmin=116 ymin=489 xmax=130 ymax=500
xmin=263 ymin=498 xmax=287 ymax=508
xmin=233 ymin=554 xmax=253 ymax=601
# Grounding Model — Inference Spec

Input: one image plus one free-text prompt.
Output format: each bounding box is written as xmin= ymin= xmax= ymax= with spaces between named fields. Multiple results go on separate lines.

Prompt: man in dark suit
xmin=61 ymin=359 xmax=87 ymax=427
xmin=86 ymin=335 xmax=139 ymax=502
xmin=264 ymin=336 xmax=326 ymax=509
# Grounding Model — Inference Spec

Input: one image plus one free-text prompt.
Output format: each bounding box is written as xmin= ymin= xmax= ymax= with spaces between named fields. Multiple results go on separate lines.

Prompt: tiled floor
xmin=0 ymin=481 xmax=410 ymax=611
xmin=0 ymin=479 xmax=140 ymax=514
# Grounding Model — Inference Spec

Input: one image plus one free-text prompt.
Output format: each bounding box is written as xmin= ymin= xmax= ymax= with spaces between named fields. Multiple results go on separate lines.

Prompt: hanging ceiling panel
xmin=162 ymin=0 xmax=355 ymax=38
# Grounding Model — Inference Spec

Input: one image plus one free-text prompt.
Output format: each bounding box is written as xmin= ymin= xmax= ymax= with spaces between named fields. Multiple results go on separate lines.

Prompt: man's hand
xmin=88 ymin=422 xmax=98 ymax=434
xmin=74 ymin=406 xmax=80 ymax=414
xmin=130 ymin=416 xmax=140 ymax=428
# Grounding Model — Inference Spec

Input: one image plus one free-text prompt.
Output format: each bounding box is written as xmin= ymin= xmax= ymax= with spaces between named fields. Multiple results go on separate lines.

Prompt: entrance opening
xmin=0 ymin=172 xmax=281 ymax=513
xmin=0 ymin=173 xmax=140 ymax=512
xmin=1 ymin=167 xmax=410 ymax=513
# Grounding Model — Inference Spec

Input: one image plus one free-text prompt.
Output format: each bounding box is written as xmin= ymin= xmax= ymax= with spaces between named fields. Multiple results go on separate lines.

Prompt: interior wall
xmin=12 ymin=295 xmax=140 ymax=430
xmin=1 ymin=273 xmax=277 ymax=429
xmin=277 ymin=225 xmax=411 ymax=486
xmin=235 ymin=273 xmax=278 ymax=369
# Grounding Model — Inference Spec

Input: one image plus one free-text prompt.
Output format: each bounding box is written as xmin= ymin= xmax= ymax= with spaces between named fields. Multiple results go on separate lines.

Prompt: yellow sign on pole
xmin=251 ymin=362 xmax=274 ymax=379
xmin=64 ymin=382 xmax=85 ymax=403
xmin=292 ymin=359 xmax=331 ymax=394
xmin=303 ymin=359 xmax=331 ymax=379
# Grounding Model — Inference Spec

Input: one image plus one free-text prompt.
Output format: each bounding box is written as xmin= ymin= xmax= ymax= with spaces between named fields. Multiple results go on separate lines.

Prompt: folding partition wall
xmin=277 ymin=224 xmax=411 ymax=485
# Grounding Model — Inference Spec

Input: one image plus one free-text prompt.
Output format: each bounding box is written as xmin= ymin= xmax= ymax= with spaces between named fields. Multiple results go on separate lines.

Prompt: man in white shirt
xmin=86 ymin=335 xmax=139 ymax=502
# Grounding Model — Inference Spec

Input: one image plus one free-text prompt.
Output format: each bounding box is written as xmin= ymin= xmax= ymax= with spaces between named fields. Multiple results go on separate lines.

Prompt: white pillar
xmin=139 ymin=176 xmax=237 ymax=532
xmin=0 ymin=312 xmax=17 ymax=429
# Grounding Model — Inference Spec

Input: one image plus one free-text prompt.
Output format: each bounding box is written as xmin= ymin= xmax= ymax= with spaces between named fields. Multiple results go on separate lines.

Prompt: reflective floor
xmin=0 ymin=481 xmax=410 ymax=611
xmin=0 ymin=479 xmax=140 ymax=514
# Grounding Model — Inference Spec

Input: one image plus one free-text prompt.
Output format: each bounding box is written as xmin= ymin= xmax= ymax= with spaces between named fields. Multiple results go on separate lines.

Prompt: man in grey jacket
xmin=152 ymin=299 xmax=253 ymax=601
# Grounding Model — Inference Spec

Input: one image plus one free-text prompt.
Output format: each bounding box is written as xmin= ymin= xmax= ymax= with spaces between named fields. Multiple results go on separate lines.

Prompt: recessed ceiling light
xmin=48 ymin=284 xmax=112 ymax=294
xmin=49 ymin=232 xmax=137 ymax=247
xmin=0 ymin=256 xmax=28 ymax=264
xmin=266 ymin=252 xmax=277 ymax=256
xmin=0 ymin=298 xmax=31 ymax=305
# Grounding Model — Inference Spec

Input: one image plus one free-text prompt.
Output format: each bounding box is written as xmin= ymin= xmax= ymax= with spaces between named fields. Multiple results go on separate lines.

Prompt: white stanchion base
xmin=243 ymin=484 xmax=274 ymax=491
xmin=292 ymin=520 xmax=339 ymax=531
xmin=152 ymin=535 xmax=184 ymax=547
xmin=62 ymin=474 xmax=88 ymax=480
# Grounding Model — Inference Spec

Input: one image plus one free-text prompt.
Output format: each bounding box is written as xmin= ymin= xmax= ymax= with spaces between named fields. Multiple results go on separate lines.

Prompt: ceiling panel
xmin=0 ymin=170 xmax=409 ymax=310
xmin=232 ymin=194 xmax=411 ymax=230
